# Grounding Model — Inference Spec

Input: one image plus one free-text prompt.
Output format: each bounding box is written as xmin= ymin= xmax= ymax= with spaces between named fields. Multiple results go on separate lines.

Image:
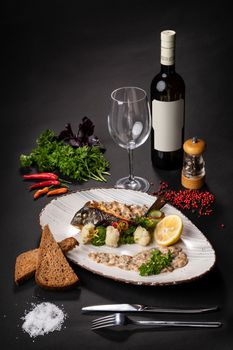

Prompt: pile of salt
xmin=22 ymin=302 xmax=66 ymax=338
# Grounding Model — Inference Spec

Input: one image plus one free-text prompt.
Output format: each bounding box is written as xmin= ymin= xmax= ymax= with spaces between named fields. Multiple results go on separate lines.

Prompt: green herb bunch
xmin=20 ymin=130 xmax=110 ymax=182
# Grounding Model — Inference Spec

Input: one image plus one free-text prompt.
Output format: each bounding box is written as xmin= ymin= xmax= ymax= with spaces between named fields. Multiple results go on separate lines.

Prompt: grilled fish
xmin=70 ymin=202 xmax=118 ymax=228
xmin=70 ymin=196 xmax=167 ymax=229
xmin=70 ymin=200 xmax=147 ymax=228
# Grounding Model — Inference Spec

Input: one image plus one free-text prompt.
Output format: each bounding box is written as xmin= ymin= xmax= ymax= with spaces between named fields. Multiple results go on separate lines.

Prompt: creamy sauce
xmin=88 ymin=246 xmax=188 ymax=274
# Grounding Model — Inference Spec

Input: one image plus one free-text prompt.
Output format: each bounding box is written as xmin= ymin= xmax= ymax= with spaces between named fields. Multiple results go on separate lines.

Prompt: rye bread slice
xmin=15 ymin=249 xmax=39 ymax=285
xmin=35 ymin=225 xmax=79 ymax=290
xmin=14 ymin=237 xmax=78 ymax=285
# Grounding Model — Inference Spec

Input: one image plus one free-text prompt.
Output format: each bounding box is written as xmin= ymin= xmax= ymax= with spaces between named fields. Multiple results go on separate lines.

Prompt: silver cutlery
xmin=91 ymin=313 xmax=222 ymax=330
xmin=82 ymin=303 xmax=218 ymax=314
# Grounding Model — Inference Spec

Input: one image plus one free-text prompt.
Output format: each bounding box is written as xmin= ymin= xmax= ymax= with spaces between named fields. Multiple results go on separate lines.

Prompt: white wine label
xmin=152 ymin=99 xmax=184 ymax=152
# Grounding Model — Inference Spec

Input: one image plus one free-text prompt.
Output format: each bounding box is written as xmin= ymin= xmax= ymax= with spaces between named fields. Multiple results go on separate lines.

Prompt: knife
xmin=82 ymin=304 xmax=218 ymax=314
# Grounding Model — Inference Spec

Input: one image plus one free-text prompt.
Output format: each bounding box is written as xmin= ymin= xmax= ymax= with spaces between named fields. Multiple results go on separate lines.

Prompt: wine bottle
xmin=151 ymin=30 xmax=185 ymax=170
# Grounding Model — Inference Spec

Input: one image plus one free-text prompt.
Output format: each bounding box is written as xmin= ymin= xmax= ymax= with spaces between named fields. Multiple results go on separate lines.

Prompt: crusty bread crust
xmin=59 ymin=237 xmax=78 ymax=253
xmin=15 ymin=236 xmax=78 ymax=285
xmin=35 ymin=225 xmax=79 ymax=290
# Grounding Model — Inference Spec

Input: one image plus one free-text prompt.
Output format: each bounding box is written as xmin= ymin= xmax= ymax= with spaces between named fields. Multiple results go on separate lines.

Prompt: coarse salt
xmin=21 ymin=302 xmax=66 ymax=338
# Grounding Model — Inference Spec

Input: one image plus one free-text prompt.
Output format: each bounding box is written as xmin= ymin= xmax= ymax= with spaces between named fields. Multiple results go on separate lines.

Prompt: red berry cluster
xmin=152 ymin=182 xmax=215 ymax=217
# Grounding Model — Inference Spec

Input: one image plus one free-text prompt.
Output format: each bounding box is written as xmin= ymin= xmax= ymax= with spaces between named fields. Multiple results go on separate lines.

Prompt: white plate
xmin=39 ymin=188 xmax=216 ymax=286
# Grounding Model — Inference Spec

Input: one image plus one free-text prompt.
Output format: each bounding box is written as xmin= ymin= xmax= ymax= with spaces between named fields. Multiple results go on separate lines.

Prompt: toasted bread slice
xmin=35 ymin=225 xmax=79 ymax=290
xmin=15 ymin=237 xmax=78 ymax=285
xmin=15 ymin=249 xmax=39 ymax=285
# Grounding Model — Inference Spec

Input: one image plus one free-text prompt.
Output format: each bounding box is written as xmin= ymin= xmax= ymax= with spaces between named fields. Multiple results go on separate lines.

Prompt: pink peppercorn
xmin=152 ymin=182 xmax=215 ymax=217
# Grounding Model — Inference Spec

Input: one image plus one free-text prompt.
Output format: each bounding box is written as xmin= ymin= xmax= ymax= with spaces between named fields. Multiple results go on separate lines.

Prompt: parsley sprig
xmin=139 ymin=249 xmax=173 ymax=276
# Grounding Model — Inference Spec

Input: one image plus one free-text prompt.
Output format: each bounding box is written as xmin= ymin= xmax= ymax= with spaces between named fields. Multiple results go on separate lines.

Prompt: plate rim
xmin=39 ymin=187 xmax=216 ymax=286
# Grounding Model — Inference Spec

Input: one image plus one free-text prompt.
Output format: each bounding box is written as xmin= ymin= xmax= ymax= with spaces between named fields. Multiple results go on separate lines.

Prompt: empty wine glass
xmin=108 ymin=86 xmax=151 ymax=192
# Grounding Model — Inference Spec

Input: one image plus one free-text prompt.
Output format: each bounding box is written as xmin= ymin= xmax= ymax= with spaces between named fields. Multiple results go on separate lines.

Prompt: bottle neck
xmin=160 ymin=37 xmax=175 ymax=67
xmin=160 ymin=64 xmax=176 ymax=74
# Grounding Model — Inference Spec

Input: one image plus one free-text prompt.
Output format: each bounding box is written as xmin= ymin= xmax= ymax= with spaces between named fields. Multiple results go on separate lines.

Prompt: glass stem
xmin=128 ymin=148 xmax=135 ymax=182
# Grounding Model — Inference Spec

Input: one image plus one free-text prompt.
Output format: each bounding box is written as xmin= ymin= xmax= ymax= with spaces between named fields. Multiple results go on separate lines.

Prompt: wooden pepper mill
xmin=181 ymin=137 xmax=206 ymax=189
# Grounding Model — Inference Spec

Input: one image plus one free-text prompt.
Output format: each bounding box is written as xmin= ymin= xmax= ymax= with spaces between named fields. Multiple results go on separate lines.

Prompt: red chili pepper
xmin=33 ymin=187 xmax=49 ymax=199
xmin=111 ymin=220 xmax=129 ymax=231
xmin=111 ymin=221 xmax=119 ymax=229
xmin=47 ymin=187 xmax=68 ymax=196
xmin=117 ymin=220 xmax=129 ymax=231
xmin=29 ymin=180 xmax=60 ymax=190
xmin=23 ymin=172 xmax=58 ymax=180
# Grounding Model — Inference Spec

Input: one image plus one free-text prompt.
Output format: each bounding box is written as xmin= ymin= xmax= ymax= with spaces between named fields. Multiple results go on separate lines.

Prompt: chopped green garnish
xmin=139 ymin=249 xmax=173 ymax=276
xmin=91 ymin=226 xmax=106 ymax=246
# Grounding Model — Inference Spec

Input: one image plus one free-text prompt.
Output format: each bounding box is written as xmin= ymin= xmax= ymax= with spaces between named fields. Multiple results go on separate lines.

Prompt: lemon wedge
xmin=154 ymin=214 xmax=183 ymax=246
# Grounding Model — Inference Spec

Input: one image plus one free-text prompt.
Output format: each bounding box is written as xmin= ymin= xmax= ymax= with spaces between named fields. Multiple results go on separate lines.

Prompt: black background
xmin=1 ymin=1 xmax=233 ymax=349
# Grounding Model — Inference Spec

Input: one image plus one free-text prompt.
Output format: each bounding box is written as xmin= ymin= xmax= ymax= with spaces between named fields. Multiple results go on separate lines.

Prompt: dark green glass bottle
xmin=151 ymin=30 xmax=185 ymax=170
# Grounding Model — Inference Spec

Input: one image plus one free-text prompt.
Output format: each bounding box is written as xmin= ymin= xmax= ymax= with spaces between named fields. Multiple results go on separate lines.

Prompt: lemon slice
xmin=154 ymin=214 xmax=183 ymax=246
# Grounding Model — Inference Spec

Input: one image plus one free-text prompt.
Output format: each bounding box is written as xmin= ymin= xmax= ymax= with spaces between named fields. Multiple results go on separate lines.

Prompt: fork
xmin=91 ymin=313 xmax=222 ymax=330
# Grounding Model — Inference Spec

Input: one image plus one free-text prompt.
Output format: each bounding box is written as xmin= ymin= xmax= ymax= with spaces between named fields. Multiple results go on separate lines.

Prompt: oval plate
xmin=39 ymin=188 xmax=216 ymax=286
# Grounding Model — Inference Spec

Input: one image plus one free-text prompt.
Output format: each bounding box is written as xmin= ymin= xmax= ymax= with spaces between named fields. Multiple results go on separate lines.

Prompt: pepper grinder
xmin=181 ymin=137 xmax=206 ymax=189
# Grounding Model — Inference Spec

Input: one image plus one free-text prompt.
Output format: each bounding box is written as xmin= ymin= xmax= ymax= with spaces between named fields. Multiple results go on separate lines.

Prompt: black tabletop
xmin=1 ymin=1 xmax=233 ymax=349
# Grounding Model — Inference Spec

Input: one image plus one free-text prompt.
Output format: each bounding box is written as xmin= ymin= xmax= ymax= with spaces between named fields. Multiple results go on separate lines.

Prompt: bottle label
xmin=152 ymin=99 xmax=184 ymax=152
xmin=161 ymin=46 xmax=175 ymax=65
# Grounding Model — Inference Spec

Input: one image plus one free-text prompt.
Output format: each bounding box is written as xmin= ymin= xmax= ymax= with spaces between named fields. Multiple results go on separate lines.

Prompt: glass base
xmin=115 ymin=176 xmax=150 ymax=192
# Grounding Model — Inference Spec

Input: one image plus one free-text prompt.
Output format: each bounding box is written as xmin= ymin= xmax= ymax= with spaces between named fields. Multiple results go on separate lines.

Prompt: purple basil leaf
xmin=78 ymin=116 xmax=95 ymax=137
xmin=58 ymin=123 xmax=74 ymax=141
xmin=57 ymin=117 xmax=105 ymax=150
xmin=88 ymin=135 xmax=100 ymax=146
xmin=69 ymin=138 xmax=81 ymax=147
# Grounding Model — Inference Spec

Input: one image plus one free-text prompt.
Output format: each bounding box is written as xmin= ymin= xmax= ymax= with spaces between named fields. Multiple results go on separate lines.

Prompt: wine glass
xmin=108 ymin=86 xmax=151 ymax=192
